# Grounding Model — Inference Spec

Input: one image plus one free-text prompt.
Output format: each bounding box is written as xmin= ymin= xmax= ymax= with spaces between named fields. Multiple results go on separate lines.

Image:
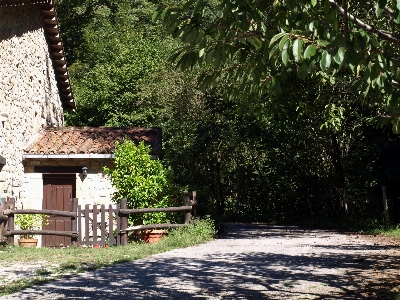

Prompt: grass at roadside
xmin=369 ymin=226 xmax=400 ymax=239
xmin=0 ymin=217 xmax=216 ymax=296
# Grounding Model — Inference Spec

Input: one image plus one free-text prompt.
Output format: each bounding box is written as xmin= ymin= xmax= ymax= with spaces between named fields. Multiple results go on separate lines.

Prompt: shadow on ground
xmin=11 ymin=223 xmax=400 ymax=300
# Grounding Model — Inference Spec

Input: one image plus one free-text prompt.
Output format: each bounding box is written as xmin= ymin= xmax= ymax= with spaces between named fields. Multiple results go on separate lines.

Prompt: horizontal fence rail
xmin=3 ymin=209 xmax=76 ymax=218
xmin=4 ymin=230 xmax=78 ymax=237
xmin=123 ymin=223 xmax=189 ymax=232
xmin=119 ymin=205 xmax=192 ymax=214
xmin=2 ymin=198 xmax=78 ymax=246
xmin=117 ymin=191 xmax=197 ymax=245
xmin=1 ymin=191 xmax=198 ymax=247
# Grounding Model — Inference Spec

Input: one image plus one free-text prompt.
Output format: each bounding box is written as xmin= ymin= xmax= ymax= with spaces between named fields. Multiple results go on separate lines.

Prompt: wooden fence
xmin=0 ymin=197 xmax=13 ymax=244
xmin=2 ymin=198 xmax=78 ymax=246
xmin=1 ymin=191 xmax=197 ymax=247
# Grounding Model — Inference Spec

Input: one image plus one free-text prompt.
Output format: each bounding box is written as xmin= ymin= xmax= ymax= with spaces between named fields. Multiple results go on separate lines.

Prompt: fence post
xmin=192 ymin=191 xmax=198 ymax=218
xmin=0 ymin=196 xmax=5 ymax=243
xmin=71 ymin=198 xmax=78 ymax=246
xmin=184 ymin=191 xmax=192 ymax=224
xmin=6 ymin=198 xmax=15 ymax=246
xmin=120 ymin=198 xmax=128 ymax=246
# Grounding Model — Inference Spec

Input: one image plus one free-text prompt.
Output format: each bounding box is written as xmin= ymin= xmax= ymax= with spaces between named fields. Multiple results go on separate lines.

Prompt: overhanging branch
xmin=329 ymin=0 xmax=400 ymax=47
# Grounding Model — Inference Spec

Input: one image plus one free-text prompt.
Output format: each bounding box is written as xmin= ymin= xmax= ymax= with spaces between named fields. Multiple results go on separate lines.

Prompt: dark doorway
xmin=42 ymin=174 xmax=76 ymax=247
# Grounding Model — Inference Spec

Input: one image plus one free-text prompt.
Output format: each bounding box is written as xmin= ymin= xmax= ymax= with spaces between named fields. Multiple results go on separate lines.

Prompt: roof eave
xmin=23 ymin=154 xmax=115 ymax=159
xmin=0 ymin=0 xmax=76 ymax=110
xmin=23 ymin=154 xmax=159 ymax=159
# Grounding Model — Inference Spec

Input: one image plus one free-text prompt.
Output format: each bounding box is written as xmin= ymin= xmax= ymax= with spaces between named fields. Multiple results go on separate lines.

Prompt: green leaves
xmin=282 ymin=46 xmax=289 ymax=65
xmin=304 ymin=44 xmax=316 ymax=59
xmin=292 ymin=39 xmax=303 ymax=62
xmin=320 ymin=51 xmax=331 ymax=71
xmin=333 ymin=47 xmax=345 ymax=65
xmin=104 ymin=141 xmax=182 ymax=225
xmin=279 ymin=34 xmax=290 ymax=51
xmin=375 ymin=0 xmax=387 ymax=17
xmin=270 ymin=32 xmax=287 ymax=46
xmin=297 ymin=62 xmax=308 ymax=79
xmin=15 ymin=214 xmax=49 ymax=238
xmin=153 ymin=0 xmax=400 ymax=133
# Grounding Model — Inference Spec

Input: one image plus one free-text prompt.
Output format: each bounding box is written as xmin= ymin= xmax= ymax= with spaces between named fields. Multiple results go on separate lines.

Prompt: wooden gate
xmin=77 ymin=204 xmax=119 ymax=247
xmin=42 ymin=175 xmax=76 ymax=247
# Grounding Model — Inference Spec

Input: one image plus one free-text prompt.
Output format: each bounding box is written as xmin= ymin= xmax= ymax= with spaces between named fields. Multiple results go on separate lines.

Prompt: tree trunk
xmin=382 ymin=186 xmax=389 ymax=223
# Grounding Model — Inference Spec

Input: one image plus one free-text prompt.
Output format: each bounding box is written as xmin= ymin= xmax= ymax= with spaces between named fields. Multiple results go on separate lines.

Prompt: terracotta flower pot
xmin=137 ymin=230 xmax=168 ymax=243
xmin=18 ymin=238 xmax=38 ymax=248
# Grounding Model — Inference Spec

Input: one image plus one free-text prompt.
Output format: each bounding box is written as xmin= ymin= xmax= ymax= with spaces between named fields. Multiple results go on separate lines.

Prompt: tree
xmin=58 ymin=0 xmax=179 ymax=127
xmin=155 ymin=0 xmax=400 ymax=130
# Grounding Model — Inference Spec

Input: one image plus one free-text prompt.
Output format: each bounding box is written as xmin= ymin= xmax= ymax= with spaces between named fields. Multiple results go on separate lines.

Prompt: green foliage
xmin=104 ymin=140 xmax=183 ymax=225
xmin=166 ymin=217 xmax=216 ymax=245
xmin=155 ymin=0 xmax=400 ymax=130
xmin=56 ymin=0 xmax=400 ymax=226
xmin=15 ymin=214 xmax=49 ymax=239
xmin=160 ymin=73 xmax=394 ymax=224
xmin=59 ymin=0 xmax=178 ymax=127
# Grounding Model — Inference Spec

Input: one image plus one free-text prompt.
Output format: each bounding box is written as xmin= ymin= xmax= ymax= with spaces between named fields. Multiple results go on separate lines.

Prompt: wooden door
xmin=42 ymin=175 xmax=76 ymax=247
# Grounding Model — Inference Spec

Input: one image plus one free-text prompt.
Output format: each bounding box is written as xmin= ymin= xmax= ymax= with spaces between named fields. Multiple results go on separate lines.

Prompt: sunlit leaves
xmin=304 ymin=44 xmax=316 ymax=59
xmin=320 ymin=51 xmax=331 ymax=71
xmin=333 ymin=47 xmax=345 ymax=65
xmin=282 ymin=44 xmax=289 ymax=65
xmin=292 ymin=39 xmax=303 ymax=62
xmin=155 ymin=0 xmax=400 ymax=131
xmin=270 ymin=32 xmax=287 ymax=46
xmin=278 ymin=34 xmax=290 ymax=51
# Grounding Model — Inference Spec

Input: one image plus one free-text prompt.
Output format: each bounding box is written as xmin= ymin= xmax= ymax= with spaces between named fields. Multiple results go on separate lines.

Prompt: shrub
xmin=15 ymin=214 xmax=49 ymax=239
xmin=104 ymin=140 xmax=184 ymax=225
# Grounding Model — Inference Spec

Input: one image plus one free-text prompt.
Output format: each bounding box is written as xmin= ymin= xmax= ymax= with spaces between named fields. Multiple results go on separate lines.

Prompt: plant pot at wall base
xmin=137 ymin=230 xmax=168 ymax=243
xmin=18 ymin=238 xmax=38 ymax=248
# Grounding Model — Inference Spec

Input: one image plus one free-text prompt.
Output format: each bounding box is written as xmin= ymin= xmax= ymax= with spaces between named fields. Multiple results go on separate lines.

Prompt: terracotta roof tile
xmin=24 ymin=127 xmax=162 ymax=156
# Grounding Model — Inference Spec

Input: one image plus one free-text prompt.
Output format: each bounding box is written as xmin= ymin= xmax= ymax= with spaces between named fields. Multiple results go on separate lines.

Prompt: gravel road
xmin=2 ymin=223 xmax=400 ymax=299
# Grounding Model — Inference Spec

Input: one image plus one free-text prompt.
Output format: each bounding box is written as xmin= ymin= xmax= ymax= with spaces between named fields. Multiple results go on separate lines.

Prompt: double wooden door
xmin=42 ymin=175 xmax=76 ymax=247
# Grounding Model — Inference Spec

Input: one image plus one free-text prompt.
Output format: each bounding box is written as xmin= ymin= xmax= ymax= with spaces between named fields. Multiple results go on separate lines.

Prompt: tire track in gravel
xmin=2 ymin=223 xmax=400 ymax=299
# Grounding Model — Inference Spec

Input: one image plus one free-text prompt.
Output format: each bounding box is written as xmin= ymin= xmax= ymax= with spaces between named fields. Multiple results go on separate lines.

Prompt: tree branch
xmin=342 ymin=0 xmax=348 ymax=45
xmin=329 ymin=0 xmax=400 ymax=47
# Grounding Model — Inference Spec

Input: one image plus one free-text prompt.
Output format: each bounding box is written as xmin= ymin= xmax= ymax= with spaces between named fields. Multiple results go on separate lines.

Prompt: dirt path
xmin=2 ymin=223 xmax=400 ymax=299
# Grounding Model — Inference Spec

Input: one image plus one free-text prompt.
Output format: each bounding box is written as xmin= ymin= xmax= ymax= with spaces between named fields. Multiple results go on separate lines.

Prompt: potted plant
xmin=104 ymin=140 xmax=184 ymax=243
xmin=15 ymin=213 xmax=48 ymax=247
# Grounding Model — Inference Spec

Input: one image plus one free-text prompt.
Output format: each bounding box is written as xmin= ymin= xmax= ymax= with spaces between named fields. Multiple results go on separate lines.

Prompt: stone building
xmin=0 ymin=0 xmax=74 ymax=206
xmin=0 ymin=0 xmax=162 ymax=246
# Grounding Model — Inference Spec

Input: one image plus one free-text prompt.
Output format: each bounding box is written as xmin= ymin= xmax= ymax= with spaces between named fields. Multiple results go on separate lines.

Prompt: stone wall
xmin=0 ymin=5 xmax=64 ymax=204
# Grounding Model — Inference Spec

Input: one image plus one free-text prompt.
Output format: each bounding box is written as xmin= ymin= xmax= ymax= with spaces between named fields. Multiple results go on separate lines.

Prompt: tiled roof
xmin=0 ymin=0 xmax=75 ymax=109
xmin=24 ymin=127 xmax=162 ymax=156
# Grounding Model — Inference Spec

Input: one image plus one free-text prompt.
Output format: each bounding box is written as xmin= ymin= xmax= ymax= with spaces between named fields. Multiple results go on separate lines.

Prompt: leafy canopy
xmin=59 ymin=0 xmax=177 ymax=127
xmin=155 ymin=0 xmax=400 ymax=130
